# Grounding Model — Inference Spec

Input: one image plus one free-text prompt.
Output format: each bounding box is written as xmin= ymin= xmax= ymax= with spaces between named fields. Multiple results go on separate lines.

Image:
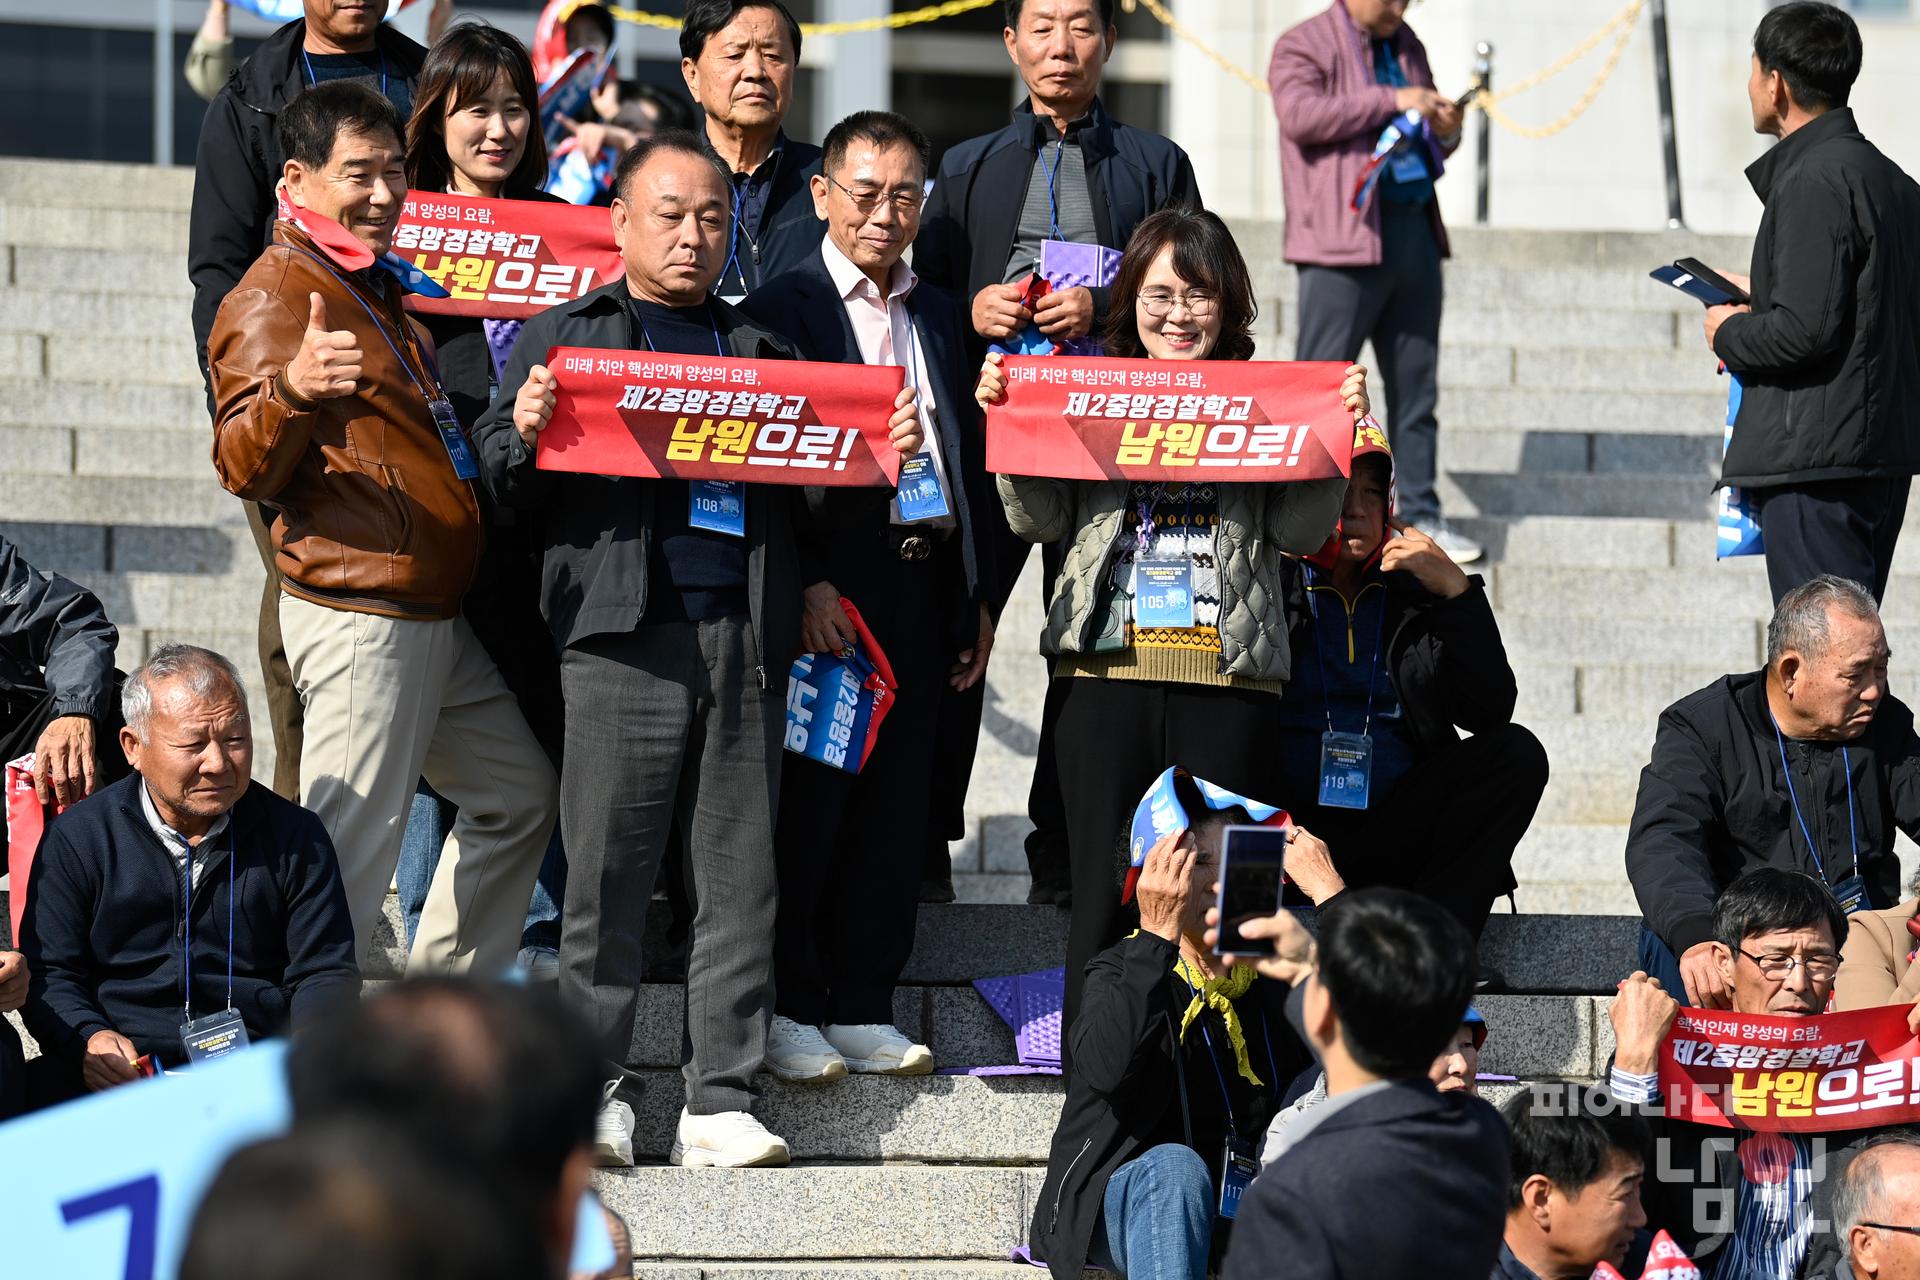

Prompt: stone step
xmin=594 ymin=1165 xmax=1041 ymax=1262
xmin=1489 ymin=565 xmax=1920 ymax=623
xmin=0 ymin=377 xmax=204 ymax=429
xmin=1433 ymin=305 xmax=1679 ymax=352
xmin=0 ymin=424 xmax=213 ymax=479
xmin=0 ymin=205 xmax=191 ymax=253
xmin=1431 ymin=386 xmax=1725 ymax=434
xmin=0 ymin=289 xmax=193 ymax=340
xmin=1444 ymin=472 xmax=1716 ymax=521
xmin=1 ymin=519 xmax=257 ymax=578
xmin=1499 ymin=612 xmax=1758 ymax=668
xmin=0 ymin=472 xmax=245 ymax=526
xmin=1440 ymin=429 xmax=1720 ymax=477
xmin=0 ymin=158 xmax=194 ymax=212
xmin=6 ymin=245 xmax=191 ymax=298
xmin=46 ymin=334 xmax=203 ymax=387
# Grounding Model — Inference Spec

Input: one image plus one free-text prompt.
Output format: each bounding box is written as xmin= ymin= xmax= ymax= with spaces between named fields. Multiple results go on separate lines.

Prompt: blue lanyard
xmin=720 ymin=173 xmax=764 ymax=297
xmin=180 ymin=829 xmax=237 ymax=1021
xmin=1180 ymin=978 xmax=1283 ymax=1131
xmin=301 ymin=48 xmax=389 ymax=98
xmin=1304 ymin=566 xmax=1387 ymax=738
xmin=1772 ymin=715 xmax=1860 ymax=884
xmin=1039 ymin=138 xmax=1065 ymax=241
xmin=285 ymin=245 xmax=445 ymax=402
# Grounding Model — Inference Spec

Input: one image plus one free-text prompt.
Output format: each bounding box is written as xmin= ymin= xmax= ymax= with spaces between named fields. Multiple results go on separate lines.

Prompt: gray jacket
xmin=996 ymin=474 xmax=1345 ymax=682
xmin=0 ymin=535 xmax=117 ymax=721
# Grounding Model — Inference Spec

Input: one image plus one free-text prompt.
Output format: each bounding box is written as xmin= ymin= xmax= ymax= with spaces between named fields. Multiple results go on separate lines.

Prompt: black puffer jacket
xmin=0 ymin=534 xmax=117 ymax=722
xmin=1626 ymin=669 xmax=1920 ymax=957
xmin=1716 ymin=108 xmax=1920 ymax=489
xmin=188 ymin=17 xmax=428 ymax=401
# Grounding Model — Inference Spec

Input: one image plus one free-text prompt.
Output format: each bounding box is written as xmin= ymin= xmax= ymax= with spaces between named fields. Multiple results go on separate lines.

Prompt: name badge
xmin=180 ymin=1009 xmax=250 ymax=1064
xmin=896 ymin=452 xmax=951 ymax=523
xmin=1219 ymin=1136 xmax=1258 ymax=1221
xmin=1388 ymin=146 xmax=1428 ymax=184
xmin=429 ymin=397 xmax=480 ymax=480
xmin=1831 ymin=873 xmax=1870 ymax=916
xmin=689 ymin=479 xmax=747 ymax=537
xmin=1133 ymin=558 xmax=1196 ymax=630
xmin=1318 ymin=730 xmax=1373 ymax=809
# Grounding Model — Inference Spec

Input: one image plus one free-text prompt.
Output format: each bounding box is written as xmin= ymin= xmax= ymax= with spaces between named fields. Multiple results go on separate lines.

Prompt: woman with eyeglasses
xmin=975 ymin=206 xmax=1367 ymax=1062
xmin=393 ymin=22 xmax=569 ymax=975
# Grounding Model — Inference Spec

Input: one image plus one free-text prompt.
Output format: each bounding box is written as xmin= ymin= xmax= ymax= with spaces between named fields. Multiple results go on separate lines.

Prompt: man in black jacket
xmin=188 ymin=0 xmax=428 ymax=800
xmin=912 ymin=0 xmax=1201 ymax=907
xmin=679 ymin=0 xmax=825 ymax=300
xmin=1028 ymin=804 xmax=1315 ymax=1280
xmin=1276 ymin=429 xmax=1547 ymax=940
xmin=0 ymin=532 xmax=128 ymax=808
xmin=739 ymin=111 xmax=997 ymax=1081
xmin=1626 ymin=575 xmax=1918 ymax=1008
xmin=473 ymin=133 xmax=920 ymax=1170
xmin=1704 ymin=2 xmax=1920 ymax=605
xmin=1223 ymin=887 xmax=1510 ymax=1279
xmin=18 ymin=644 xmax=358 ymax=1107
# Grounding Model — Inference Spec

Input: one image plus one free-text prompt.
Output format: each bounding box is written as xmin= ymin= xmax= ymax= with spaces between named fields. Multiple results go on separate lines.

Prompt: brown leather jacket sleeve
xmin=208 ymin=283 xmax=324 ymax=502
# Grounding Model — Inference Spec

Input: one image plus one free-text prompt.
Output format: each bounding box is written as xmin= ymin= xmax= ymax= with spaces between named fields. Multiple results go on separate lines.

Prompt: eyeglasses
xmin=1737 ymin=948 xmax=1841 ymax=981
xmin=823 ymin=173 xmax=925 ymax=216
xmin=1136 ymin=289 xmax=1219 ymax=319
xmin=1861 ymin=1223 xmax=1920 ymax=1238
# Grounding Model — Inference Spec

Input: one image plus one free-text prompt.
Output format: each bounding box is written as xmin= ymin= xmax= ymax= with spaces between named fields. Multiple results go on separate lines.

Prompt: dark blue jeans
xmin=397 ymin=779 xmax=566 ymax=953
xmin=1087 ymin=1143 xmax=1215 ymax=1279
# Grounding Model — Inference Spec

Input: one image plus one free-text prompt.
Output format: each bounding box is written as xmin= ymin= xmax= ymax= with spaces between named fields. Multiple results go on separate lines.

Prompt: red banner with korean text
xmin=394 ymin=193 xmax=621 ymax=319
xmin=1657 ymin=1005 xmax=1920 ymax=1133
xmin=984 ymin=357 xmax=1356 ymax=483
xmin=534 ymin=347 xmax=906 ymax=487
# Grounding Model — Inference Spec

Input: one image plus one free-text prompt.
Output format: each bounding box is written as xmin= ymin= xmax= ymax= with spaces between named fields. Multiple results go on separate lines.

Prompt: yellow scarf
xmin=1173 ymin=952 xmax=1264 ymax=1088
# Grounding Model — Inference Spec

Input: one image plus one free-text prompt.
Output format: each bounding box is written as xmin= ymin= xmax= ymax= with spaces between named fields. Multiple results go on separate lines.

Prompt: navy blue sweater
xmin=21 ymin=774 xmax=359 ymax=1067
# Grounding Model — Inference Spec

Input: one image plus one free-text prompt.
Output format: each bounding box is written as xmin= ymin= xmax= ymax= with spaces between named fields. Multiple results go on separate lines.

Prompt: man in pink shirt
xmin=1271 ymin=0 xmax=1478 ymax=563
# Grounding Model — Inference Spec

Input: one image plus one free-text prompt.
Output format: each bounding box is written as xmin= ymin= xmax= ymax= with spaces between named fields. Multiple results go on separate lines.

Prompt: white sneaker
xmin=516 ymin=945 xmax=560 ymax=983
xmin=593 ymin=1079 xmax=635 ymax=1168
xmin=669 ymin=1108 xmax=791 ymax=1168
xmin=1429 ymin=521 xmax=1485 ymax=565
xmin=823 ymin=1023 xmax=935 ymax=1076
xmin=766 ymin=1016 xmax=848 ymax=1083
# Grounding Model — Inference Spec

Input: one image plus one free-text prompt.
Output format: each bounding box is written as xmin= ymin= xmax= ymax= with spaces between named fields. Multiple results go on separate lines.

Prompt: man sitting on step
xmin=1027 ymin=800 xmax=1314 ymax=1280
xmin=1626 ymin=574 xmax=1920 ymax=1007
xmin=1608 ymin=867 xmax=1890 ymax=1277
xmin=18 ymin=644 xmax=358 ymax=1108
xmin=1275 ymin=425 xmax=1547 ymax=946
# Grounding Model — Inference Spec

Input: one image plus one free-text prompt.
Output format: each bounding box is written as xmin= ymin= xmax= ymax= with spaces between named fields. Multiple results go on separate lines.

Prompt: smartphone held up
xmin=1214 ymin=825 xmax=1291 ymax=958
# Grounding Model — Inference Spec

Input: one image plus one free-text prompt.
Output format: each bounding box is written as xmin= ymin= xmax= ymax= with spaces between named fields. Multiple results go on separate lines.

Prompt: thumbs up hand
xmin=285 ymin=291 xmax=365 ymax=403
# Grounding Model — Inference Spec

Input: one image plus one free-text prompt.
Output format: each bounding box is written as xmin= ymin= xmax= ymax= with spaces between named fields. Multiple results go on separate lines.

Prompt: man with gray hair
xmin=15 ymin=643 xmax=357 ymax=1110
xmin=1824 ymin=1130 xmax=1920 ymax=1279
xmin=1626 ymin=573 xmax=1920 ymax=1008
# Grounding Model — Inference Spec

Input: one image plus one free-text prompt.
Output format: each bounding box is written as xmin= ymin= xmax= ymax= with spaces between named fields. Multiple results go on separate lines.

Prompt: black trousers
xmin=1752 ymin=476 xmax=1911 ymax=604
xmin=1283 ymin=723 xmax=1548 ymax=939
xmin=773 ymin=540 xmax=955 ymax=1026
xmin=0 ymin=1017 xmax=24 ymax=1122
xmin=1051 ymin=675 xmax=1284 ymax=1073
xmin=1296 ymin=203 xmax=1445 ymax=525
xmin=924 ymin=510 xmax=1071 ymax=887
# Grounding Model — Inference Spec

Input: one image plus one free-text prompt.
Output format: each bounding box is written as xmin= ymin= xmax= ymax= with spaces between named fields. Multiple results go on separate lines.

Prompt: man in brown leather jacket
xmin=207 ymin=82 xmax=557 ymax=978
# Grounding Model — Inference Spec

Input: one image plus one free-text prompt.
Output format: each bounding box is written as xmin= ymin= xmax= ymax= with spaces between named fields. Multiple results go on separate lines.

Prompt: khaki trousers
xmin=281 ymin=592 xmax=558 ymax=976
